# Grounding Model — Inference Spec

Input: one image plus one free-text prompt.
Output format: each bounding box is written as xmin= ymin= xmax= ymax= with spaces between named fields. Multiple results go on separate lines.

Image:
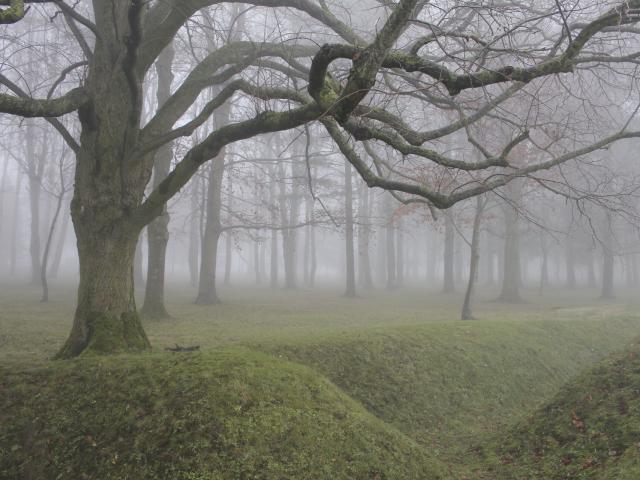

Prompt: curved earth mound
xmin=484 ymin=341 xmax=640 ymax=479
xmin=0 ymin=348 xmax=444 ymax=480
xmin=264 ymin=318 xmax=640 ymax=458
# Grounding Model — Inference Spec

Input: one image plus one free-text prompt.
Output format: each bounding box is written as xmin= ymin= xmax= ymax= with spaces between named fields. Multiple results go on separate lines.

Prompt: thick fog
xmin=6 ymin=1 xmax=640 ymax=478
xmin=2 ymin=133 xmax=640 ymax=305
xmin=1 ymin=0 xmax=640 ymax=318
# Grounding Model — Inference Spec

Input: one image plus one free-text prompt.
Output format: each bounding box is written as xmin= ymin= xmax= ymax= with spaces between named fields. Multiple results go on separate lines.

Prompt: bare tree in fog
xmin=461 ymin=195 xmax=487 ymax=320
xmin=2 ymin=0 xmax=640 ymax=356
xmin=40 ymin=147 xmax=71 ymax=302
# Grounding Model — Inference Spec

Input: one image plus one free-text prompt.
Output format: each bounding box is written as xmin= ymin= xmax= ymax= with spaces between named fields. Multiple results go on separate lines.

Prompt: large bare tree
xmin=2 ymin=0 xmax=640 ymax=357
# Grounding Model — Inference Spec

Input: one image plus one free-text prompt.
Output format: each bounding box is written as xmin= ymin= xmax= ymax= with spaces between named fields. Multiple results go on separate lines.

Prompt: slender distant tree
xmin=498 ymin=181 xmax=523 ymax=303
xmin=344 ymin=160 xmax=356 ymax=297
xmin=462 ymin=195 xmax=487 ymax=320
xmin=141 ymin=43 xmax=175 ymax=319
xmin=442 ymin=211 xmax=456 ymax=293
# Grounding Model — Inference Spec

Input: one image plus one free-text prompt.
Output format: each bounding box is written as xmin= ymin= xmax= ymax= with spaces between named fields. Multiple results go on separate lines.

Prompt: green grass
xmin=2 ymin=282 xmax=640 ymax=478
xmin=481 ymin=341 xmax=640 ymax=480
xmin=1 ymin=282 xmax=636 ymax=365
xmin=259 ymin=318 xmax=640 ymax=471
xmin=0 ymin=348 xmax=444 ymax=480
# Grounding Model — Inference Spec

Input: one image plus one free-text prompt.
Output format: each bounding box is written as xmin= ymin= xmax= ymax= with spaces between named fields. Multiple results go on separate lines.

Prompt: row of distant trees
xmin=2 ymin=0 xmax=640 ymax=356
xmin=1 ymin=119 xmax=637 ymax=316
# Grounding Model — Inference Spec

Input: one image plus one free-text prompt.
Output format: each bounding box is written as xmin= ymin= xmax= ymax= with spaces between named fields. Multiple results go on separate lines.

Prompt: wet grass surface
xmin=1 ymin=281 xmax=640 ymax=478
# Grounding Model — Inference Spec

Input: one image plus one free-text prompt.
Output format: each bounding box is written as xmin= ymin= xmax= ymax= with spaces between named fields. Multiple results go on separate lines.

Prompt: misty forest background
xmin=3 ymin=1 xmax=640 ymax=479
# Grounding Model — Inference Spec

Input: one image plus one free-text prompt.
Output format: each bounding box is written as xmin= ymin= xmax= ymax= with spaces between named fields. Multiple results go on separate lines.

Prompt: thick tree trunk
xmin=134 ymin=235 xmax=145 ymax=287
xmin=57 ymin=3 xmax=155 ymax=357
xmin=344 ymin=161 xmax=356 ymax=297
xmin=442 ymin=211 xmax=455 ymax=293
xmin=462 ymin=196 xmax=486 ymax=320
xmin=142 ymin=44 xmax=175 ymax=319
xmin=56 ymin=221 xmax=149 ymax=358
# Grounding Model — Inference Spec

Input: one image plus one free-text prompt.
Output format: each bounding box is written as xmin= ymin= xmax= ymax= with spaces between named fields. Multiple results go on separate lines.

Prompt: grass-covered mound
xmin=483 ymin=341 xmax=640 ymax=479
xmin=0 ymin=348 xmax=444 ymax=480
xmin=259 ymin=317 xmax=640 ymax=464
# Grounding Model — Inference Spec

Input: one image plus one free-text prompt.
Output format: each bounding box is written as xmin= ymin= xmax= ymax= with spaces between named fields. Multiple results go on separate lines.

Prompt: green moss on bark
xmin=83 ymin=311 xmax=151 ymax=355
xmin=56 ymin=311 xmax=151 ymax=359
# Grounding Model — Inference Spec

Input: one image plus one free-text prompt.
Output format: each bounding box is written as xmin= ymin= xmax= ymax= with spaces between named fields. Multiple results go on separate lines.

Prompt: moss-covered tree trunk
xmin=56 ymin=221 xmax=149 ymax=358
xmin=56 ymin=0 xmax=152 ymax=357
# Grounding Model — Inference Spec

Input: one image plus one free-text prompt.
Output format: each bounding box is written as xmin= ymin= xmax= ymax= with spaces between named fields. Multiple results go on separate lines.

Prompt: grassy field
xmin=483 ymin=340 xmax=640 ymax=479
xmin=1 ymin=281 xmax=640 ymax=478
xmin=1 ymin=281 xmax=637 ymax=364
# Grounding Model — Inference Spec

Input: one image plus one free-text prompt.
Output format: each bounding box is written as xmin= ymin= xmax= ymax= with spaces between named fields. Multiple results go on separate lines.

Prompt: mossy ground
xmin=478 ymin=341 xmax=640 ymax=480
xmin=2 ymin=282 xmax=640 ymax=478
xmin=260 ymin=318 xmax=640 ymax=471
xmin=0 ymin=348 xmax=444 ymax=480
